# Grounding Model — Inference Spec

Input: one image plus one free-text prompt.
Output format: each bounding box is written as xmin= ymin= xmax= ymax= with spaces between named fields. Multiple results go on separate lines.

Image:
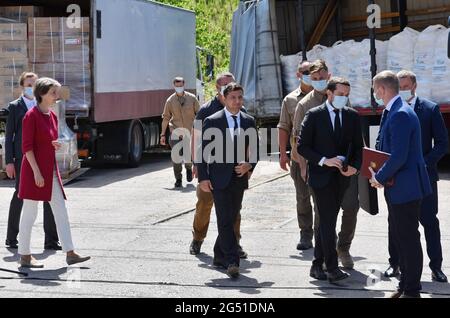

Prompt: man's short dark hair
xmin=34 ymin=77 xmax=61 ymax=104
xmin=309 ymin=59 xmax=328 ymax=74
xmin=223 ymin=83 xmax=244 ymax=98
xmin=19 ymin=72 xmax=38 ymax=87
xmin=327 ymin=77 xmax=351 ymax=92
xmin=173 ymin=76 xmax=185 ymax=85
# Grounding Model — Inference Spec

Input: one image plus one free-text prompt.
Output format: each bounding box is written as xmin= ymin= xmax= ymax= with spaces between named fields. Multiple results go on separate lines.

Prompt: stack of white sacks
xmin=279 ymin=25 xmax=450 ymax=106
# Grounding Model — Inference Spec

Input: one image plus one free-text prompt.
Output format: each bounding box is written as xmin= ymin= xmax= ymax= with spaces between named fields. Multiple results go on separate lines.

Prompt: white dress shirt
xmin=224 ymin=108 xmax=241 ymax=139
xmin=385 ymin=95 xmax=401 ymax=112
xmin=318 ymin=101 xmax=343 ymax=166
xmin=22 ymin=95 xmax=37 ymax=111
xmin=326 ymin=100 xmax=342 ymax=129
xmin=408 ymin=95 xmax=418 ymax=107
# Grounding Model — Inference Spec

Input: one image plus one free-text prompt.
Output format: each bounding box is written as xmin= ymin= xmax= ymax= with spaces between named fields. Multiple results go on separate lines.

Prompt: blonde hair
xmin=373 ymin=71 xmax=399 ymax=93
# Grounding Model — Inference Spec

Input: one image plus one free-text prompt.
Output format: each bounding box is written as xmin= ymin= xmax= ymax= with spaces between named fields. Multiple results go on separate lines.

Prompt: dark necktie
xmin=333 ymin=109 xmax=341 ymax=143
xmin=232 ymin=115 xmax=239 ymax=164
xmin=375 ymin=109 xmax=389 ymax=151
xmin=232 ymin=115 xmax=239 ymax=131
xmin=380 ymin=109 xmax=389 ymax=129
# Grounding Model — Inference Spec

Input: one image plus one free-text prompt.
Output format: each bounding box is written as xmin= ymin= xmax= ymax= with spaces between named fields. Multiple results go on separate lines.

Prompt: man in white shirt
xmin=298 ymin=77 xmax=363 ymax=283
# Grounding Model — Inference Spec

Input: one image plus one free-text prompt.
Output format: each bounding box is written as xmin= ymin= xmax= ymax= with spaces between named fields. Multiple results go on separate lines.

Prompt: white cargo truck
xmin=0 ymin=0 xmax=204 ymax=167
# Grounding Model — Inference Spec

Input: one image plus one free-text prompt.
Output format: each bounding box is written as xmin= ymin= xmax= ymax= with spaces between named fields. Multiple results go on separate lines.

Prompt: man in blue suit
xmin=198 ymin=83 xmax=258 ymax=279
xmin=380 ymin=70 xmax=449 ymax=283
xmin=370 ymin=71 xmax=432 ymax=298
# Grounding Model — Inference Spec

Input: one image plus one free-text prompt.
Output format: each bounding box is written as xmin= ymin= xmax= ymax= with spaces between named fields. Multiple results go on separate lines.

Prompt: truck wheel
xmin=128 ymin=122 xmax=143 ymax=167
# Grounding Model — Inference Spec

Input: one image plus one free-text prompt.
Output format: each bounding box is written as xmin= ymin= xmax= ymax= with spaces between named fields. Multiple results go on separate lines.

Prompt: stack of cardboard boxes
xmin=0 ymin=21 xmax=28 ymax=107
xmin=0 ymin=6 xmax=43 ymax=107
xmin=28 ymin=17 xmax=91 ymax=111
xmin=0 ymin=6 xmax=91 ymax=111
xmin=0 ymin=6 xmax=43 ymax=23
xmin=0 ymin=6 xmax=84 ymax=177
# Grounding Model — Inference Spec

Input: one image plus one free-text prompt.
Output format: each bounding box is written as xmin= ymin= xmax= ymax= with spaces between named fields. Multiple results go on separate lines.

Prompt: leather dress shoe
xmin=389 ymin=290 xmax=403 ymax=298
xmin=237 ymin=245 xmax=248 ymax=259
xmin=5 ymin=239 xmax=18 ymax=249
xmin=327 ymin=269 xmax=350 ymax=283
xmin=44 ymin=243 xmax=62 ymax=251
xmin=227 ymin=264 xmax=240 ymax=278
xmin=66 ymin=254 xmax=91 ymax=266
xmin=189 ymin=240 xmax=203 ymax=255
xmin=20 ymin=256 xmax=44 ymax=269
xmin=213 ymin=259 xmax=226 ymax=269
xmin=310 ymin=264 xmax=327 ymax=281
xmin=400 ymin=293 xmax=421 ymax=298
xmin=431 ymin=269 xmax=448 ymax=283
xmin=384 ymin=265 xmax=400 ymax=278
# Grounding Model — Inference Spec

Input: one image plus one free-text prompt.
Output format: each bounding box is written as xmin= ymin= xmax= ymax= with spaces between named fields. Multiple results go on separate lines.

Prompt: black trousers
xmin=388 ymin=181 xmax=442 ymax=271
xmin=311 ymin=173 xmax=349 ymax=272
xmin=387 ymin=198 xmax=423 ymax=296
xmin=6 ymin=160 xmax=59 ymax=246
xmin=212 ymin=175 xmax=246 ymax=268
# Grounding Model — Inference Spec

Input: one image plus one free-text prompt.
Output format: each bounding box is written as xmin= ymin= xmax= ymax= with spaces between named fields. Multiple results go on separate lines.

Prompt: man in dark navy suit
xmin=371 ymin=71 xmax=432 ymax=298
xmin=197 ymin=83 xmax=258 ymax=279
xmin=298 ymin=77 xmax=363 ymax=284
xmin=379 ymin=70 xmax=449 ymax=283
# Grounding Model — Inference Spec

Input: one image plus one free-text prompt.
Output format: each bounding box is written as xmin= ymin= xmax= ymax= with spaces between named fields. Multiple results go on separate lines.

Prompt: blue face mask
xmin=373 ymin=92 xmax=384 ymax=106
xmin=23 ymin=87 xmax=34 ymax=98
xmin=301 ymin=75 xmax=312 ymax=86
xmin=399 ymin=90 xmax=413 ymax=102
xmin=312 ymin=80 xmax=327 ymax=91
xmin=332 ymin=95 xmax=348 ymax=109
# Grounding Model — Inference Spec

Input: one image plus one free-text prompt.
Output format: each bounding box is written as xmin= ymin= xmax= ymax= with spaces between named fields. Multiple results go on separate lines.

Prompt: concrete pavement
xmin=0 ymin=154 xmax=449 ymax=298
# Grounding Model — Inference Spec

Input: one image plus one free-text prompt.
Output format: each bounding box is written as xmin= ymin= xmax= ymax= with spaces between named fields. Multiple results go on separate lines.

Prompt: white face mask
xmin=399 ymin=90 xmax=413 ymax=102
xmin=175 ymin=87 xmax=184 ymax=94
xmin=220 ymin=86 xmax=227 ymax=96
xmin=332 ymin=95 xmax=348 ymax=110
xmin=311 ymin=80 xmax=328 ymax=91
xmin=301 ymin=75 xmax=312 ymax=86
xmin=373 ymin=90 xmax=384 ymax=106
xmin=23 ymin=87 xmax=34 ymax=99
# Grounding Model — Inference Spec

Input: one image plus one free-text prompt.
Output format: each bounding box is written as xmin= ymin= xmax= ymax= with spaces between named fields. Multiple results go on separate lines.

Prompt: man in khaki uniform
xmin=189 ymin=72 xmax=247 ymax=259
xmin=277 ymin=61 xmax=314 ymax=250
xmin=161 ymin=77 xmax=200 ymax=188
xmin=293 ymin=60 xmax=360 ymax=269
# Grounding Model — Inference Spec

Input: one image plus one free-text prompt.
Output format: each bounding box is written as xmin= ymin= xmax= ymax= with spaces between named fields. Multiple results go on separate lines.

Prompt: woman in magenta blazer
xmin=18 ymin=77 xmax=90 ymax=268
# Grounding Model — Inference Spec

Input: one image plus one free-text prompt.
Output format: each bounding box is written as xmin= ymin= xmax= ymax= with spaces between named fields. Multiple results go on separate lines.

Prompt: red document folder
xmin=362 ymin=147 xmax=393 ymax=186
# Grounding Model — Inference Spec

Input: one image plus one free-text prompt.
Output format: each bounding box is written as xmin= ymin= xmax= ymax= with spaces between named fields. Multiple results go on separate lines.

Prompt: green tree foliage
xmin=155 ymin=0 xmax=239 ymax=99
